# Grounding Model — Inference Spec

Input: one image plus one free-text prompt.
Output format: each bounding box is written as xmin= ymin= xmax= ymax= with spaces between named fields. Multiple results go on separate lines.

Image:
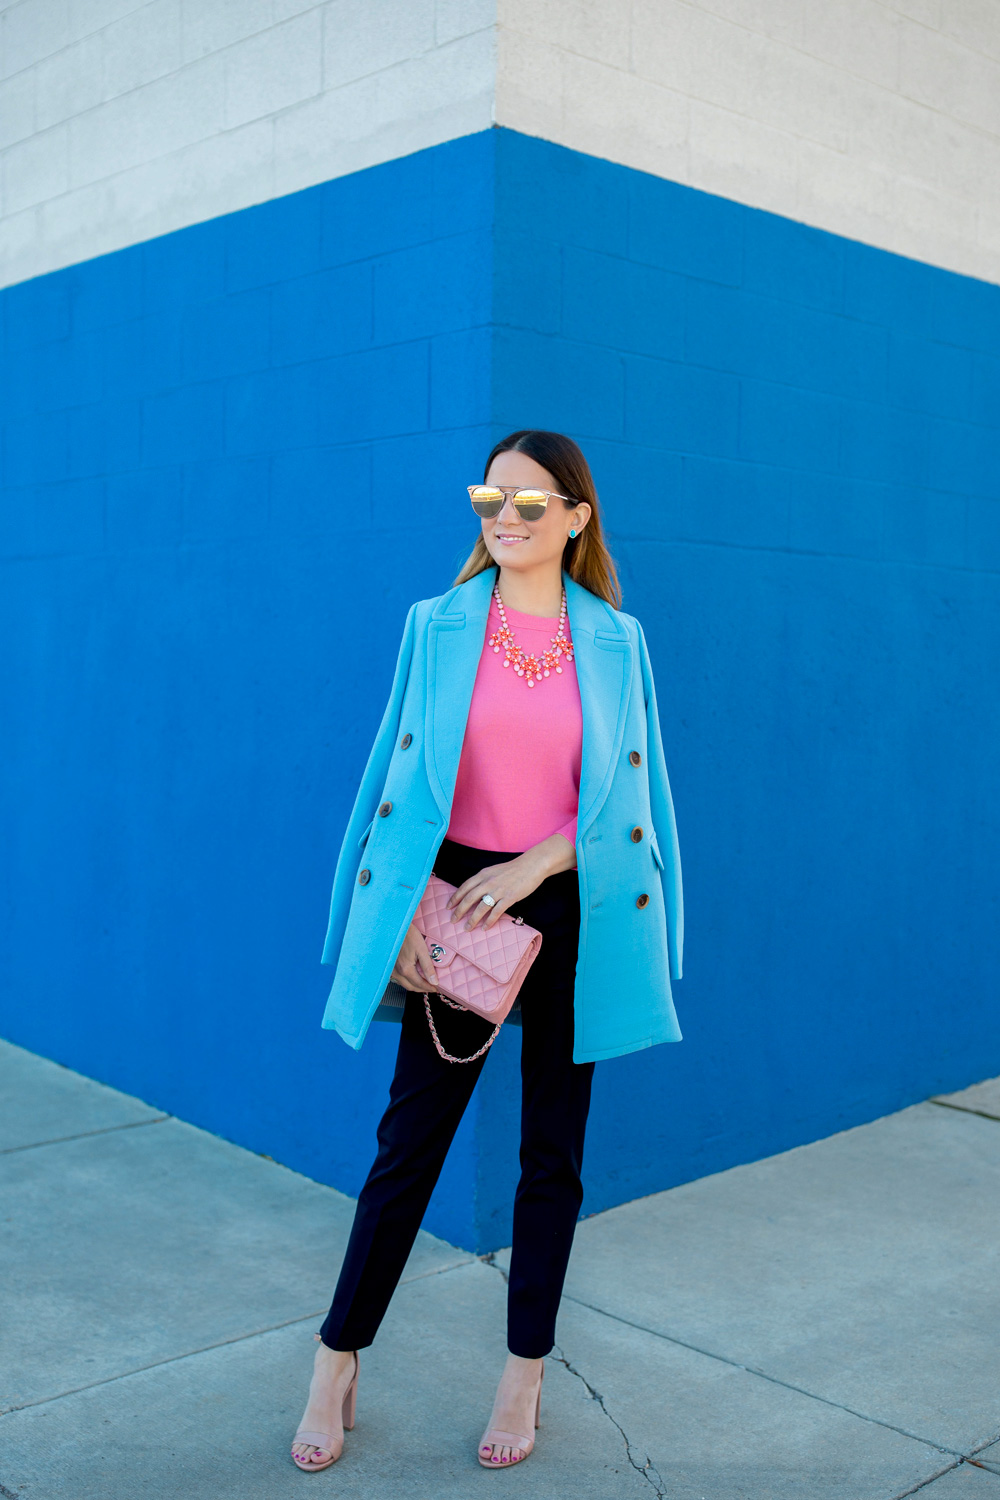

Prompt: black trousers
xmin=320 ymin=837 xmax=595 ymax=1359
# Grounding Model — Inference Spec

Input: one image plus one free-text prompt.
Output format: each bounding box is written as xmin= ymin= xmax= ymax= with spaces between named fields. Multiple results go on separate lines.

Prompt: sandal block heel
xmin=342 ymin=1369 xmax=357 ymax=1431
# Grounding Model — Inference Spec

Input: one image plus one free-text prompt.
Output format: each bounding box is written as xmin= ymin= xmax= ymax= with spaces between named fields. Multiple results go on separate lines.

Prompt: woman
xmin=292 ymin=429 xmax=684 ymax=1472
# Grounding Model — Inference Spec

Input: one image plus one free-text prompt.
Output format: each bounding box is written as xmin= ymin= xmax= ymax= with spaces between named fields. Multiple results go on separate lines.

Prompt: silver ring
xmin=480 ymin=892 xmax=496 ymax=908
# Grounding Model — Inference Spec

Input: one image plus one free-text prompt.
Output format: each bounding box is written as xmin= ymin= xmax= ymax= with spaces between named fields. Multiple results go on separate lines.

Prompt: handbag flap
xmin=416 ymin=874 xmax=538 ymax=985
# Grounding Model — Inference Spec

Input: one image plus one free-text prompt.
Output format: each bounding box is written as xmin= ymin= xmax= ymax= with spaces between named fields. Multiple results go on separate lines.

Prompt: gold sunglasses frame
xmin=467 ymin=484 xmax=573 ymax=519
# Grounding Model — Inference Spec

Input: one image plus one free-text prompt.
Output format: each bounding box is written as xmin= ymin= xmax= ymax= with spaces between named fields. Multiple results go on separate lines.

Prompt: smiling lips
xmin=496 ymin=534 xmax=529 ymax=544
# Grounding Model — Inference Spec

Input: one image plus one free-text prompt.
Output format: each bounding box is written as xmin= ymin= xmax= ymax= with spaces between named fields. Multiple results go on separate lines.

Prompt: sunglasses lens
xmin=470 ymin=485 xmax=504 ymax=518
xmin=513 ymin=490 xmax=547 ymax=521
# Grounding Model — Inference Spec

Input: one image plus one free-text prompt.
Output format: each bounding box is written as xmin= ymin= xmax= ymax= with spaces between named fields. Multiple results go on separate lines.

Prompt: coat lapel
xmin=424 ymin=566 xmax=633 ymax=836
xmin=563 ymin=571 xmax=633 ymax=836
xmin=424 ymin=567 xmax=495 ymax=820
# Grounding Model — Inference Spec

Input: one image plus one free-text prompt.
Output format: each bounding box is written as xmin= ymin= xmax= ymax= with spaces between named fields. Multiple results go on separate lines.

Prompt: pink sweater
xmin=446 ymin=593 xmax=583 ymax=853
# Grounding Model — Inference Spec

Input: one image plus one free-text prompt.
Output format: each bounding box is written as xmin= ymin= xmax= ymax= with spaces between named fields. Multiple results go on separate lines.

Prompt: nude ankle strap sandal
xmin=291 ymin=1349 xmax=359 ymax=1472
xmin=478 ymin=1363 xmax=543 ymax=1468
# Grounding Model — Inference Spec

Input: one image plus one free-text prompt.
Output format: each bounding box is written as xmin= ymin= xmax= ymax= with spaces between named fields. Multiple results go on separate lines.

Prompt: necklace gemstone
xmin=487 ymin=584 xmax=575 ymax=688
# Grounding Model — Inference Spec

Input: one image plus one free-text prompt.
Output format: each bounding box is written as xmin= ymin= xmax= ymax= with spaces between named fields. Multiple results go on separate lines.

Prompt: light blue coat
xmin=320 ymin=566 xmax=683 ymax=1064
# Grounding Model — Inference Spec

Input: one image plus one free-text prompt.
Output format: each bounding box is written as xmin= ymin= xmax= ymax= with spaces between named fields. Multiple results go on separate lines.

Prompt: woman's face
xmin=479 ymin=450 xmax=591 ymax=574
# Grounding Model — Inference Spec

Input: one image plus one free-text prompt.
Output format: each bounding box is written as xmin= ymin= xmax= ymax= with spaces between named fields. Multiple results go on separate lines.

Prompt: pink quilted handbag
xmin=414 ymin=873 xmax=543 ymax=1063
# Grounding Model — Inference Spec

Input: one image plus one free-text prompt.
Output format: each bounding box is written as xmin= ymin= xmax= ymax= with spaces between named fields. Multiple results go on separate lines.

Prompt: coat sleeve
xmin=320 ymin=601 xmax=418 ymax=968
xmin=635 ymin=619 xmax=684 ymax=982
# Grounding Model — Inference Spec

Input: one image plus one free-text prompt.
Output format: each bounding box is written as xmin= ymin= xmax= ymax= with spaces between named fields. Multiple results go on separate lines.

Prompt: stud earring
xmin=569 ymin=528 xmax=577 ymax=538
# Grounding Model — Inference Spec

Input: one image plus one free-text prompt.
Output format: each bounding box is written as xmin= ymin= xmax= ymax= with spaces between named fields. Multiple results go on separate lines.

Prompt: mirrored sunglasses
xmin=467 ymin=484 xmax=571 ymax=521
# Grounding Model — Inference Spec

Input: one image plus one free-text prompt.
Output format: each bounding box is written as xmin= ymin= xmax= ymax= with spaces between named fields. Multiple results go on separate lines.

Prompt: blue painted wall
xmin=2 ymin=127 xmax=999 ymax=1252
xmin=0 ymin=130 xmax=497 ymax=1250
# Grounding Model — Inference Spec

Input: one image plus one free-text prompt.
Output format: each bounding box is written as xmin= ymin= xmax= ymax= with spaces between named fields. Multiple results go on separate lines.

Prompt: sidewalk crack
xmin=479 ymin=1257 xmax=662 ymax=1492
xmin=561 ymin=1292 xmax=961 ymax=1459
xmin=0 ymin=1116 xmax=171 ymax=1156
xmin=550 ymin=1341 xmax=666 ymax=1498
xmin=1 ymin=1258 xmax=475 ymax=1417
xmin=480 ymin=1251 xmax=509 ymax=1284
xmin=929 ymin=1099 xmax=1000 ymax=1125
xmin=888 ymin=1458 xmax=962 ymax=1498
xmin=399 ymin=1255 xmax=475 ymax=1286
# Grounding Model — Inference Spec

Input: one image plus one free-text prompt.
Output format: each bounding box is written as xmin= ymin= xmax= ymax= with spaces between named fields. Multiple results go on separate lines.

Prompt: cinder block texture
xmin=4 ymin=0 xmax=1000 ymax=291
xmin=496 ymin=0 xmax=1000 ymax=285
xmin=1 ymin=130 xmax=999 ymax=1253
xmin=0 ymin=0 xmax=496 ymax=289
xmin=0 ymin=129 xmax=495 ymax=1251
xmin=473 ymin=130 xmax=1000 ymax=1246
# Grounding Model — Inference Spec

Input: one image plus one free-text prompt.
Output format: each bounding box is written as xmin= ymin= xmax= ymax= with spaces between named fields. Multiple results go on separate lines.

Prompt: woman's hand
xmin=390 ymin=921 xmax=438 ymax=993
xmin=447 ymin=834 xmax=577 ymax=931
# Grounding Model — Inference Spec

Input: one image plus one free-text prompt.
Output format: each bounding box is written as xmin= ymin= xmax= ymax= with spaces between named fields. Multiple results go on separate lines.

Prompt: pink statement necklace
xmin=487 ymin=583 xmax=575 ymax=688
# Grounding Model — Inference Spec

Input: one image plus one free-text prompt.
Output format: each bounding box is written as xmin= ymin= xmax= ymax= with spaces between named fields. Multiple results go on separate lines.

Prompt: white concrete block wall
xmin=0 ymin=0 xmax=496 ymax=287
xmin=496 ymin=0 xmax=1000 ymax=284
xmin=1 ymin=0 xmax=998 ymax=287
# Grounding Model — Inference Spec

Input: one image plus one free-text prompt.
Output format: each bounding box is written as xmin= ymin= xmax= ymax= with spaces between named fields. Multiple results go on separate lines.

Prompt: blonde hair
xmin=453 ymin=430 xmax=622 ymax=610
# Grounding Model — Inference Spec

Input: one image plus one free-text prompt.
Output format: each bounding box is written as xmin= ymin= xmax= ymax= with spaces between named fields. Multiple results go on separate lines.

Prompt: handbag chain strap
xmin=423 ymin=991 xmax=501 ymax=1064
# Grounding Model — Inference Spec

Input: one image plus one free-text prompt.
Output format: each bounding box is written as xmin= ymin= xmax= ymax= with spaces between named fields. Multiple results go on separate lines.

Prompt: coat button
xmin=636 ymin=892 xmax=649 ymax=909
xmin=378 ymin=801 xmax=392 ymax=817
xmin=400 ymin=733 xmax=412 ymax=749
xmin=629 ymin=750 xmax=642 ymax=766
xmin=630 ymin=826 xmax=644 ymax=842
xmin=358 ymin=868 xmax=371 ymax=886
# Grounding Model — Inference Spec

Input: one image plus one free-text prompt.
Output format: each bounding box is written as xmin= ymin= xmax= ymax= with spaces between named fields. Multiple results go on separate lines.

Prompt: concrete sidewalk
xmin=1 ymin=1039 xmax=999 ymax=1499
